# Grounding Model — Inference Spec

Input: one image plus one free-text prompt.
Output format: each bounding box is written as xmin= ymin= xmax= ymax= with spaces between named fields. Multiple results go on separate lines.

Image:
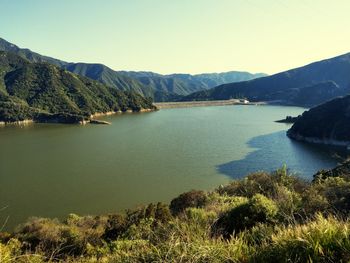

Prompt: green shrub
xmin=313 ymin=161 xmax=350 ymax=182
xmin=217 ymin=167 xmax=307 ymax=199
xmin=212 ymin=194 xmax=278 ymax=238
xmin=217 ymin=172 xmax=275 ymax=198
xmin=154 ymin=202 xmax=173 ymax=223
xmin=122 ymin=218 xmax=155 ymax=240
xmin=301 ymin=187 xmax=330 ymax=216
xmin=170 ymin=190 xmax=209 ymax=216
xmin=102 ymin=214 xmax=127 ymax=241
xmin=274 ymin=185 xmax=302 ymax=223
xmin=125 ymin=202 xmax=172 ymax=228
xmin=14 ymin=215 xmax=108 ymax=257
xmin=185 ymin=208 xmax=217 ymax=229
xmin=15 ymin=217 xmax=65 ymax=252
xmin=302 ymin=177 xmax=350 ymax=216
xmin=0 ymin=232 xmax=12 ymax=244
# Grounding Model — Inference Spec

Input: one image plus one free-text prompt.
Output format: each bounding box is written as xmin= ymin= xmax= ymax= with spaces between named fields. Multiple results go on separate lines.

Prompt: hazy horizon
xmin=1 ymin=0 xmax=350 ymax=75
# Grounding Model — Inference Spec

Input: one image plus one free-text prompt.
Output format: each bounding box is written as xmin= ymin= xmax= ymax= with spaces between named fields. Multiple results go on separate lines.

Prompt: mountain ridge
xmin=183 ymin=52 xmax=350 ymax=107
xmin=0 ymin=51 xmax=155 ymax=124
xmin=0 ymin=37 xmax=267 ymax=101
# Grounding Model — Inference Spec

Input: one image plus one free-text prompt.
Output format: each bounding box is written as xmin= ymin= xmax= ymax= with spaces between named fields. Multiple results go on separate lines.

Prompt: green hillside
xmin=0 ymin=38 xmax=267 ymax=102
xmin=0 ymin=51 xmax=155 ymax=123
xmin=0 ymin=37 xmax=67 ymax=67
xmin=120 ymin=71 xmax=267 ymax=99
xmin=288 ymin=94 xmax=350 ymax=144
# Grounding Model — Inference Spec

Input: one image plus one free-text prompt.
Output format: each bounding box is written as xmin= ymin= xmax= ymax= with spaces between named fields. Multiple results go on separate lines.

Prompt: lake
xmin=0 ymin=105 xmax=341 ymax=231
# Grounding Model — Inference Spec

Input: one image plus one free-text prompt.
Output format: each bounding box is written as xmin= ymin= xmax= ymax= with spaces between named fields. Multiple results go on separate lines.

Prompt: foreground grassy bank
xmin=1 ymin=163 xmax=350 ymax=262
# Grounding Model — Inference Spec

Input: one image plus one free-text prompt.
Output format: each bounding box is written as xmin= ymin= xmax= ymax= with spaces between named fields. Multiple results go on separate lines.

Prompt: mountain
xmin=0 ymin=51 xmax=155 ymax=123
xmin=62 ymin=68 xmax=266 ymax=101
xmin=0 ymin=37 xmax=266 ymax=101
xmin=0 ymin=37 xmax=67 ymax=67
xmin=63 ymin=63 xmax=155 ymax=98
xmin=287 ymin=95 xmax=350 ymax=146
xmin=183 ymin=53 xmax=350 ymax=107
xmin=171 ymin=71 xmax=267 ymax=88
xmin=0 ymin=38 xmax=159 ymax=97
xmin=120 ymin=71 xmax=267 ymax=100
xmin=0 ymin=38 xmax=155 ymax=97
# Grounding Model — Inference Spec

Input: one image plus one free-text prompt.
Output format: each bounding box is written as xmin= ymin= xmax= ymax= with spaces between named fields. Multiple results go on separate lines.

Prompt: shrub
xmin=123 ymin=218 xmax=155 ymax=240
xmin=103 ymin=214 xmax=127 ymax=241
xmin=170 ymin=190 xmax=208 ymax=216
xmin=14 ymin=215 xmax=108 ymax=257
xmin=301 ymin=187 xmax=330 ymax=216
xmin=184 ymin=208 xmax=217 ymax=229
xmin=206 ymin=192 xmax=249 ymax=215
xmin=212 ymin=194 xmax=278 ymax=238
xmin=15 ymin=217 xmax=65 ymax=252
xmin=313 ymin=161 xmax=350 ymax=182
xmin=0 ymin=232 xmax=12 ymax=243
xmin=217 ymin=172 xmax=275 ymax=198
xmin=320 ymin=177 xmax=350 ymax=214
xmin=125 ymin=202 xmax=172 ymax=228
xmin=217 ymin=167 xmax=307 ymax=199
xmin=154 ymin=202 xmax=172 ymax=223
xmin=302 ymin=177 xmax=350 ymax=216
xmin=274 ymin=185 xmax=302 ymax=223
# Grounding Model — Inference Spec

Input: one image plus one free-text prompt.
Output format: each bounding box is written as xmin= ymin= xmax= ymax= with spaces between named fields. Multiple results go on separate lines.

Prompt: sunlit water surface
xmin=0 ymin=105 xmax=341 ymax=230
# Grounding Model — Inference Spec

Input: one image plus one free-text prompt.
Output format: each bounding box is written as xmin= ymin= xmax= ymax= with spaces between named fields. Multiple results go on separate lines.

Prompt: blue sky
xmin=1 ymin=0 xmax=350 ymax=74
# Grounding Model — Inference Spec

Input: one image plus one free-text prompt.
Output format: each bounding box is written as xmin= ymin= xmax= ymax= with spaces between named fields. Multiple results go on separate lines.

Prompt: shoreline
xmin=154 ymin=99 xmax=266 ymax=109
xmin=0 ymin=119 xmax=35 ymax=126
xmin=0 ymin=108 xmax=157 ymax=126
xmin=287 ymin=131 xmax=350 ymax=150
xmin=91 ymin=108 xmax=156 ymax=118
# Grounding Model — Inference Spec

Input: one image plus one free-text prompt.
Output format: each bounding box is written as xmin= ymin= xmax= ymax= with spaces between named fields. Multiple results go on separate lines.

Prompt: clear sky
xmin=1 ymin=0 xmax=350 ymax=75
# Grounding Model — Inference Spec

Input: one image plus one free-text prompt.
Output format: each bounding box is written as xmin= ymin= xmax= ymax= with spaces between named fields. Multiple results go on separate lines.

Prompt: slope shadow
xmin=217 ymin=130 xmax=344 ymax=180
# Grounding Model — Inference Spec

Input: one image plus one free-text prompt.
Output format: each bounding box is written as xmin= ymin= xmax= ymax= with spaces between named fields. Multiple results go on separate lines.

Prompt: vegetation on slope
xmin=0 ymin=37 xmax=67 ymax=67
xmin=0 ymin=51 xmax=155 ymax=123
xmin=0 ymin=38 xmax=266 ymax=102
xmin=120 ymin=71 xmax=267 ymax=101
xmin=63 ymin=63 xmax=155 ymax=99
xmin=2 ymin=163 xmax=350 ymax=262
xmin=288 ymin=94 xmax=350 ymax=143
xmin=183 ymin=52 xmax=350 ymax=107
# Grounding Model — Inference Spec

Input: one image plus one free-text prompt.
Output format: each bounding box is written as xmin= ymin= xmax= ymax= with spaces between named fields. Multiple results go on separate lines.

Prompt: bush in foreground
xmin=212 ymin=194 xmax=278 ymax=238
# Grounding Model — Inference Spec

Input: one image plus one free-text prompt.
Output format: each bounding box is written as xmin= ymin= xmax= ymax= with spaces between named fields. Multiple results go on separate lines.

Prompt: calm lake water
xmin=0 ymin=105 xmax=341 ymax=230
